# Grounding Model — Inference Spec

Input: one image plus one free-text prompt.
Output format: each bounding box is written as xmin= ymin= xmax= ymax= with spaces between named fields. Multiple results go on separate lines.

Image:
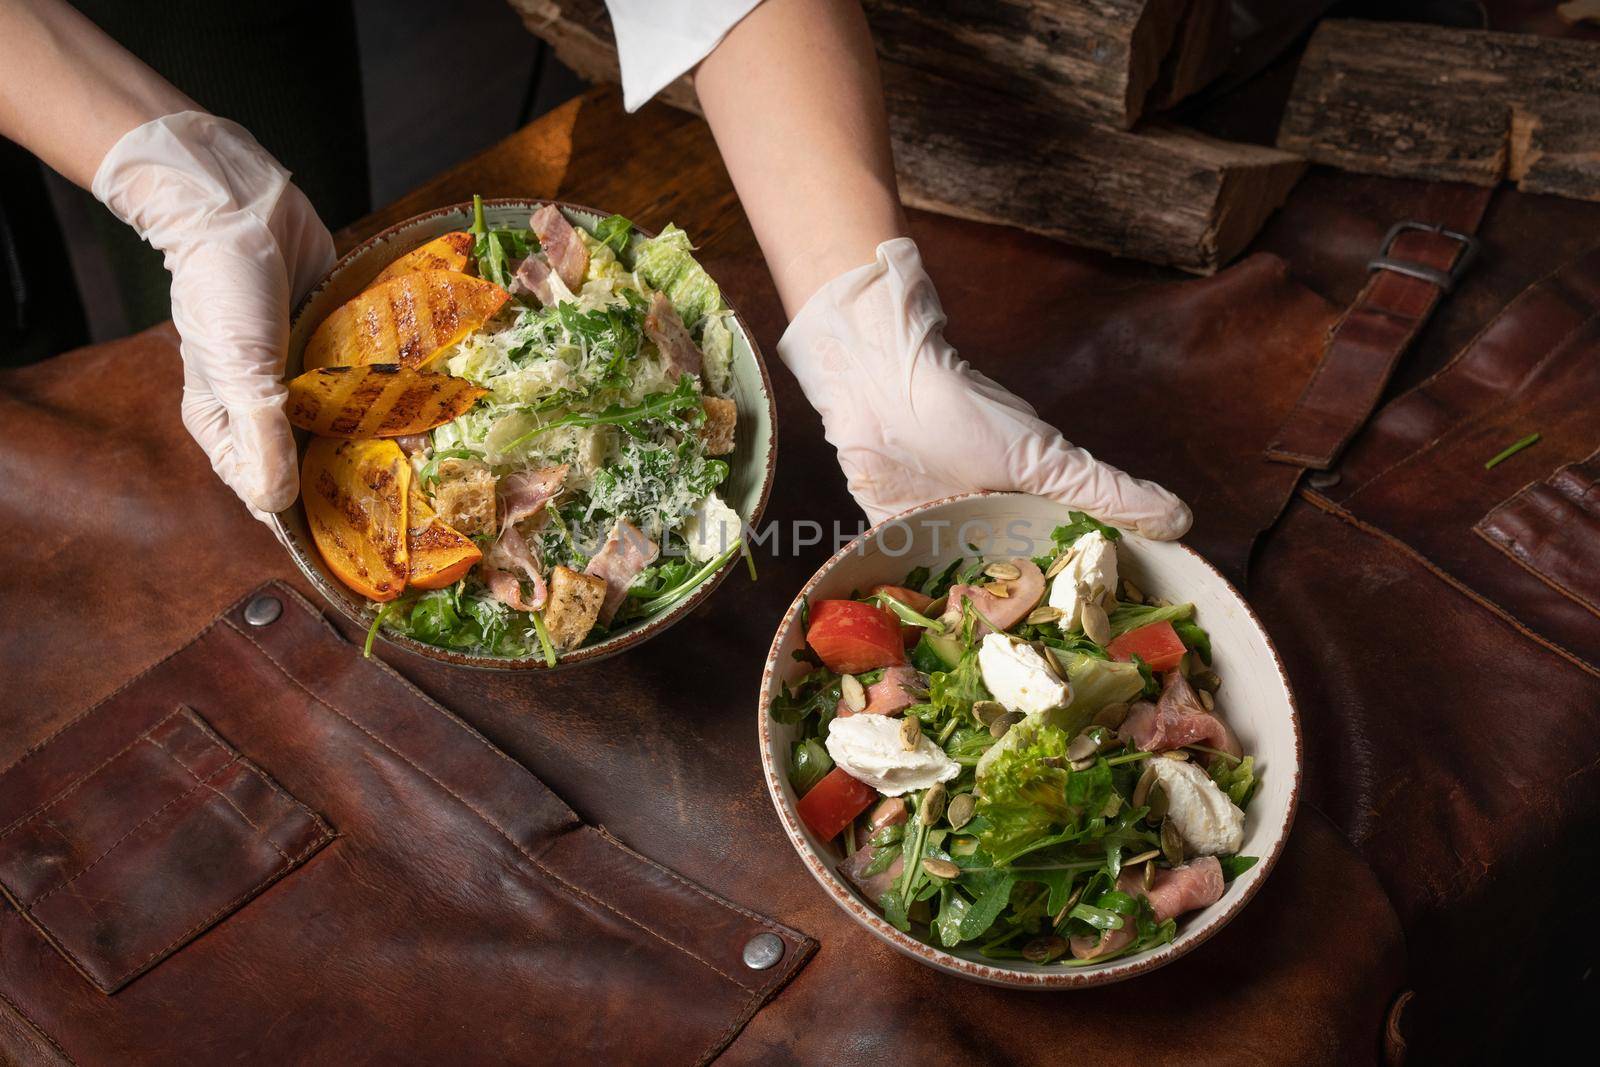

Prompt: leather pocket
xmin=0 ymin=705 xmax=332 ymax=993
xmin=1476 ymin=449 xmax=1600 ymax=616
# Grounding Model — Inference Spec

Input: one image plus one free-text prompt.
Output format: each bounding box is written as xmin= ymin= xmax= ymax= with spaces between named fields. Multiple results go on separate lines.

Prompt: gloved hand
xmin=777 ymin=238 xmax=1192 ymax=537
xmin=93 ymin=111 xmax=334 ymax=519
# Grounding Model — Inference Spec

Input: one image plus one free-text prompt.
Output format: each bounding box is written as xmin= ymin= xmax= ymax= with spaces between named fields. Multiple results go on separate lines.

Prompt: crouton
xmin=544 ymin=566 xmax=607 ymax=651
xmin=699 ymin=396 xmax=736 ymax=456
xmin=429 ymin=457 xmax=496 ymax=537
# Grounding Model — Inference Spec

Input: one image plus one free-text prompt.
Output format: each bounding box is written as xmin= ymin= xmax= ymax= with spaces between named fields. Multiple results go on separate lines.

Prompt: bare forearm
xmin=0 ymin=0 xmax=193 ymax=188
xmin=694 ymin=0 xmax=905 ymax=318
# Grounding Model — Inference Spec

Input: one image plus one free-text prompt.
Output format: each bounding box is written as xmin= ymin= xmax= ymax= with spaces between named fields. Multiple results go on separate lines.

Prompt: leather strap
xmin=1267 ymin=183 xmax=1494 ymax=469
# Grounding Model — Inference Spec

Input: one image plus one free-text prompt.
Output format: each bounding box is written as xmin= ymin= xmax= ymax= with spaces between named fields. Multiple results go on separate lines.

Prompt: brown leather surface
xmin=5 ymin=84 xmax=1600 ymax=1062
xmin=1477 ymin=449 xmax=1600 ymax=616
xmin=0 ymin=582 xmax=814 ymax=1065
xmin=1266 ymin=183 xmax=1491 ymax=469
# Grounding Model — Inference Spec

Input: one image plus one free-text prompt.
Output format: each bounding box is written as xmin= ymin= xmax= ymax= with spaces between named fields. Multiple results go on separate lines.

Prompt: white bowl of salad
xmin=759 ymin=492 xmax=1299 ymax=986
xmin=274 ymin=198 xmax=775 ymax=669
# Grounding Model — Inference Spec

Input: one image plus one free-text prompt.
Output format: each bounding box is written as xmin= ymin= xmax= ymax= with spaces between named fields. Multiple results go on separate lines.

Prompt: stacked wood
xmin=1278 ymin=19 xmax=1600 ymax=202
xmin=509 ymin=0 xmax=1304 ymax=272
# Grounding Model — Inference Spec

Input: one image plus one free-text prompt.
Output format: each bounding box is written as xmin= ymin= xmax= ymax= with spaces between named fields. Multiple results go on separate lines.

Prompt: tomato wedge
xmin=1106 ymin=620 xmax=1187 ymax=673
xmin=796 ymin=767 xmax=877 ymax=842
xmin=806 ymin=599 xmax=906 ymax=673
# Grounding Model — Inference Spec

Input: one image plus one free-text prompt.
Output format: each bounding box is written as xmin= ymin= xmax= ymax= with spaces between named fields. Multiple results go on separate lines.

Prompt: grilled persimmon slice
xmin=302 ymin=438 xmax=410 ymax=601
xmin=371 ymin=231 xmax=474 ymax=287
xmin=405 ymin=482 xmax=482 ymax=590
xmin=302 ymin=269 xmax=509 ymax=370
xmin=286 ymin=364 xmax=486 ymax=438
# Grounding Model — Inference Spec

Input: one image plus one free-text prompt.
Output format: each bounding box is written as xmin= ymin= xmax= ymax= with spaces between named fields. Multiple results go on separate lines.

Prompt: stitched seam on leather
xmin=1301 ymin=490 xmax=1600 ymax=679
xmin=28 ymin=759 xmax=239 ymax=909
xmin=1341 ymin=308 xmax=1600 ymax=503
xmin=221 ymin=617 xmax=757 ymax=993
xmin=103 ymin=827 xmax=331 ymax=990
xmin=698 ymin=980 xmax=772 ymax=1067
xmin=262 ymin=583 xmax=583 ymax=834
xmin=593 ymin=825 xmax=814 ymax=944
xmin=0 ymin=985 xmax=77 ymax=1066
xmin=0 ymin=708 xmax=184 ymax=840
xmin=149 ymin=735 xmax=294 ymax=865
xmin=0 ymin=586 xmax=264 ymax=777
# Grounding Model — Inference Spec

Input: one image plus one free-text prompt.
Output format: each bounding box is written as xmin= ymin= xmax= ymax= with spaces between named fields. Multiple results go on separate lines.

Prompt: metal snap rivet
xmin=1307 ymin=470 xmax=1341 ymax=489
xmin=244 ymin=595 xmax=282 ymax=627
xmin=742 ymin=932 xmax=784 ymax=971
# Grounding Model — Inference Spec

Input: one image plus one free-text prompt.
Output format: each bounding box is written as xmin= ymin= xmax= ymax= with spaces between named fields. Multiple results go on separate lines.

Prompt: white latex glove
xmin=777 ymin=238 xmax=1192 ymax=537
xmin=93 ymin=111 xmax=334 ymax=519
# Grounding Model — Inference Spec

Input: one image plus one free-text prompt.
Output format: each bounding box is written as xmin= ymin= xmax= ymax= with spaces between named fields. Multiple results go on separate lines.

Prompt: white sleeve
xmin=603 ymin=0 xmax=765 ymax=112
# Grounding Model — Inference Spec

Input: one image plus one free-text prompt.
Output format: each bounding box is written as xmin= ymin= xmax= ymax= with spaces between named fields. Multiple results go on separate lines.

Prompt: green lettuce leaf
xmin=1107 ymin=601 xmax=1195 ymax=637
xmin=972 ymin=718 xmax=1075 ymax=865
xmin=632 ymin=223 xmax=723 ymax=331
xmin=1048 ymin=650 xmax=1145 ymax=732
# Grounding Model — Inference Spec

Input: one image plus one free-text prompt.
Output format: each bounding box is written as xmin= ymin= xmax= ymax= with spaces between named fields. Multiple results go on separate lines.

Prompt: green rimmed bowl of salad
xmin=759 ymin=492 xmax=1300 ymax=987
xmin=273 ymin=198 xmax=775 ymax=669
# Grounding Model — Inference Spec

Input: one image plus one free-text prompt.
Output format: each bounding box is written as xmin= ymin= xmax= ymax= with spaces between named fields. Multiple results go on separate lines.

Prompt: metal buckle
xmin=1366 ymin=221 xmax=1480 ymax=292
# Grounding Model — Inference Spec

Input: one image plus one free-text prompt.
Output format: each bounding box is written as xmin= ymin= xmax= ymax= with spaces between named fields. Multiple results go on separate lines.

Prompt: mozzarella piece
xmin=1147 ymin=759 xmax=1245 ymax=856
xmin=1047 ymin=530 xmax=1118 ymax=630
xmin=683 ymin=492 xmax=743 ymax=562
xmin=978 ymin=633 xmax=1069 ymax=715
xmin=824 ymin=714 xmax=959 ymax=797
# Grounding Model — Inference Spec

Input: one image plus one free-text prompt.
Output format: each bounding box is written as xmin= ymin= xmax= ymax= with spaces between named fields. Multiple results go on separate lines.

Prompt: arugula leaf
xmin=502 ymin=374 xmax=702 ymax=452
xmin=926 ymin=649 xmax=990 ymax=726
xmin=1218 ymin=854 xmax=1259 ymax=881
xmin=790 ymin=738 xmax=833 ymax=793
xmin=592 ymin=213 xmax=635 ymax=258
xmin=768 ymin=667 xmax=843 ymax=726
xmin=1128 ymin=654 xmax=1160 ymax=698
xmin=879 ymin=887 xmax=911 ymax=932
xmin=919 ymin=557 xmax=964 ymax=599
xmin=1173 ymin=619 xmax=1212 ymax=664
xmin=1051 ymin=512 xmax=1122 ymax=550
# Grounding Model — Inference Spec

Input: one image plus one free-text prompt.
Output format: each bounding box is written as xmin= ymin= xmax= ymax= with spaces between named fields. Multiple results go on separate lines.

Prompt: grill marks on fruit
xmin=286 ymin=365 xmax=486 ymax=438
xmin=302 ymin=438 xmax=411 ymax=601
xmin=301 ymin=269 xmax=510 ymax=371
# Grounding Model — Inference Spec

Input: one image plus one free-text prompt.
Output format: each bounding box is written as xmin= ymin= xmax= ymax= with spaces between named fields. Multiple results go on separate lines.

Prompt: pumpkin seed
xmin=1162 ymin=749 xmax=1189 ymax=761
xmin=1146 ymin=782 xmax=1169 ymax=822
xmin=922 ymin=857 xmax=960 ymax=880
xmin=1198 ymin=689 xmax=1215 ymax=712
xmin=1045 ymin=550 xmax=1076 ymax=580
xmin=1194 ymin=670 xmax=1221 ymax=693
xmin=1161 ymin=818 xmax=1185 ymax=867
xmin=1034 ymin=642 xmax=1068 ymax=682
xmin=1132 ymin=765 xmax=1157 ymax=808
xmin=1144 ymin=858 xmax=1157 ymax=890
xmin=1067 ymin=731 xmax=1100 ymax=762
xmin=985 ymin=561 xmax=1022 ymax=581
xmin=1026 ymin=605 xmax=1065 ymax=626
xmin=985 ymin=581 xmax=1012 ymax=599
xmin=947 ymin=792 xmax=976 ymax=830
xmin=920 ymin=782 xmax=947 ymax=824
xmin=840 ymin=673 xmax=867 ymax=713
xmin=1069 ymin=757 xmax=1096 ymax=772
xmin=1124 ymin=849 xmax=1160 ymax=866
xmin=1022 ymin=935 xmax=1068 ymax=964
xmin=973 ymin=699 xmax=1006 ymax=726
xmin=1122 ymin=579 xmax=1144 ymax=604
xmin=899 ymin=716 xmax=922 ymax=751
xmin=1080 ymin=601 xmax=1111 ymax=645
xmin=1093 ymin=702 xmax=1130 ymax=729
xmin=925 ymin=595 xmax=948 ymax=617
xmin=990 ymin=711 xmax=1024 ymax=739
xmin=1052 ymin=882 xmax=1087 ymax=926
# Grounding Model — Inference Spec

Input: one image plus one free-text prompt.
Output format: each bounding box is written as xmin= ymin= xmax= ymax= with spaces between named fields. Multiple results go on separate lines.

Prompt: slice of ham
xmin=644 ymin=291 xmax=703 ymax=380
xmin=394 ymin=433 xmax=431 ymax=456
xmin=530 ymin=204 xmax=588 ymax=291
xmin=839 ymin=843 xmax=904 ymax=905
xmin=512 ymin=252 xmax=563 ymax=307
xmin=939 ymin=558 xmax=1046 ymax=636
xmin=1119 ymin=670 xmax=1242 ymax=759
xmin=498 ymin=464 xmax=567 ymax=531
xmin=854 ymin=796 xmax=909 ymax=849
xmin=837 ymin=664 xmax=926 ymax=718
xmin=1070 ymin=856 xmax=1225 ymax=960
xmin=480 ymin=523 xmax=547 ymax=612
xmin=584 ymin=519 xmax=659 ymax=624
